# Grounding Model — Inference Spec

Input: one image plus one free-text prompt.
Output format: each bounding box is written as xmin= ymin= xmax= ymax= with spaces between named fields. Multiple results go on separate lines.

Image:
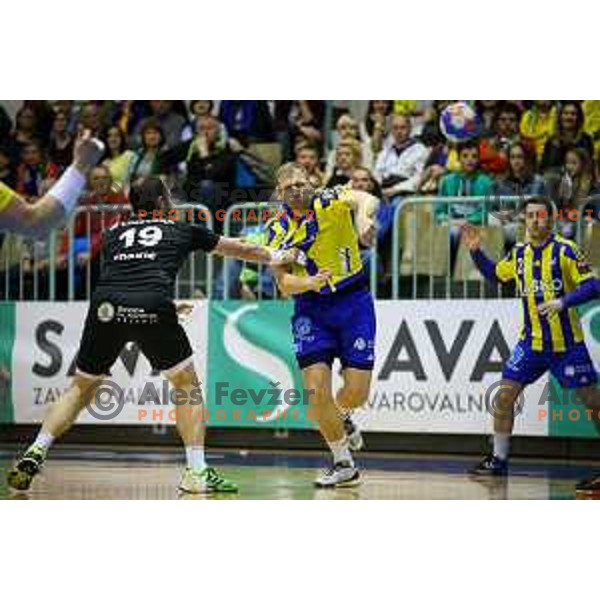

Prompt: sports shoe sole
xmin=314 ymin=471 xmax=361 ymax=489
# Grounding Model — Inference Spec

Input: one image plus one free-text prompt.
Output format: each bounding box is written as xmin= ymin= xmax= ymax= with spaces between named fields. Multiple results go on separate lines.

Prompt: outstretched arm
xmin=0 ymin=130 xmax=104 ymax=239
xmin=461 ymin=222 xmax=503 ymax=283
xmin=213 ymin=236 xmax=298 ymax=268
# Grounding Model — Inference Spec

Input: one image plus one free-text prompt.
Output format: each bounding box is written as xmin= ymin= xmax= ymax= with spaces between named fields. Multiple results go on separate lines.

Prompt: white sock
xmin=185 ymin=446 xmax=206 ymax=471
xmin=493 ymin=434 xmax=511 ymax=460
xmin=32 ymin=431 xmax=54 ymax=453
xmin=327 ymin=437 xmax=353 ymax=466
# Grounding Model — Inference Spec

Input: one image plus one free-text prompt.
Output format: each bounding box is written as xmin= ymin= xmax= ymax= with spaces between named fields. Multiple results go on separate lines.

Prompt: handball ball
xmin=439 ymin=102 xmax=481 ymax=143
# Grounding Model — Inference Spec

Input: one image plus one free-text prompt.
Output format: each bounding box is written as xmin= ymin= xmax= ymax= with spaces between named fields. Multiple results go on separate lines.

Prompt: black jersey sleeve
xmin=189 ymin=225 xmax=221 ymax=253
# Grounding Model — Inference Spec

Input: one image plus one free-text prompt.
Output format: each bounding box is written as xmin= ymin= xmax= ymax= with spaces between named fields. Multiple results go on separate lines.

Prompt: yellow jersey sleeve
xmin=0 ymin=181 xmax=16 ymax=214
xmin=563 ymin=243 xmax=594 ymax=286
xmin=495 ymin=248 xmax=517 ymax=282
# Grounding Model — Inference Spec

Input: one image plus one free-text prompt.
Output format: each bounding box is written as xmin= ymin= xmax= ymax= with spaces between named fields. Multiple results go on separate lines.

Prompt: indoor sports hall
xmin=1 ymin=100 xmax=599 ymax=500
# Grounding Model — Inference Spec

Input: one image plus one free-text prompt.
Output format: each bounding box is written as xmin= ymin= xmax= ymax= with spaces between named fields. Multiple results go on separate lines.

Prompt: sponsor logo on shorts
xmin=97 ymin=302 xmax=115 ymax=323
xmin=294 ymin=317 xmax=313 ymax=341
xmin=353 ymin=337 xmax=366 ymax=351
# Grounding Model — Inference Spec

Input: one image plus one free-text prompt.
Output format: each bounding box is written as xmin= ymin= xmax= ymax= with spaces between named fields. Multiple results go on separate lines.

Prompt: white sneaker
xmin=343 ymin=415 xmax=364 ymax=451
xmin=314 ymin=461 xmax=360 ymax=488
xmin=178 ymin=467 xmax=239 ymax=494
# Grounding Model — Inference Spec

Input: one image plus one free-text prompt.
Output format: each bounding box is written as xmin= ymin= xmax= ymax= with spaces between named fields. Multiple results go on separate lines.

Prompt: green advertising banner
xmin=0 ymin=303 xmax=15 ymax=423
xmin=548 ymin=302 xmax=600 ymax=438
xmin=207 ymin=301 xmax=314 ymax=429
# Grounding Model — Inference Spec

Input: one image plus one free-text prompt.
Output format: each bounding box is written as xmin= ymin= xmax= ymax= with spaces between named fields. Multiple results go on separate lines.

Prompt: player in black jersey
xmin=8 ymin=176 xmax=298 ymax=495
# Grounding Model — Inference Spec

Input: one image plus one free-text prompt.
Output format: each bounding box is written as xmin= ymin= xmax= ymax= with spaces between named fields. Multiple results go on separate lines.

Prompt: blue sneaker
xmin=469 ymin=454 xmax=508 ymax=476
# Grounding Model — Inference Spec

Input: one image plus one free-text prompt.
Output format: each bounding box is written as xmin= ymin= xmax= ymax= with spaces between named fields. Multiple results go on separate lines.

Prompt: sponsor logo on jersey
xmin=97 ymin=302 xmax=115 ymax=323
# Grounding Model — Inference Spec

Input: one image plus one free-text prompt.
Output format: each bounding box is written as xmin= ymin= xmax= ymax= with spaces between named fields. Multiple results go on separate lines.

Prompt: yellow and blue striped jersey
xmin=0 ymin=182 xmax=15 ymax=214
xmin=495 ymin=234 xmax=595 ymax=352
xmin=266 ymin=186 xmax=365 ymax=294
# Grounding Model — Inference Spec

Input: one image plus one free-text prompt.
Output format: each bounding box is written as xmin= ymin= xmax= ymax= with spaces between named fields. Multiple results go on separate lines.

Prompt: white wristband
xmin=48 ymin=166 xmax=86 ymax=216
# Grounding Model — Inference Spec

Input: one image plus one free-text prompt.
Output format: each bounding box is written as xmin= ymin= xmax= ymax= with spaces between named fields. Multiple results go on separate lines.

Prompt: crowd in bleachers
xmin=1 ymin=100 xmax=600 ymax=300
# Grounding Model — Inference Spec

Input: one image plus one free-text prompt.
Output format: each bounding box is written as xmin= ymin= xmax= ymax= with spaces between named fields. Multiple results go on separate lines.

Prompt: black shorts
xmin=76 ymin=291 xmax=193 ymax=377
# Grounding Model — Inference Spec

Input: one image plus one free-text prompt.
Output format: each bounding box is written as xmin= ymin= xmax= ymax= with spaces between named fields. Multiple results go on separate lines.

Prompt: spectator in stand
xmin=374 ymin=114 xmax=430 ymax=201
xmin=436 ymin=139 xmax=493 ymax=263
xmin=479 ymin=102 xmax=522 ymax=176
xmin=190 ymin=100 xmax=215 ymax=119
xmin=582 ymin=100 xmax=600 ymax=160
xmin=520 ymin=101 xmax=557 ymax=161
xmin=78 ymin=102 xmax=102 ymax=137
xmin=476 ymin=101 xmax=500 ymax=138
xmin=0 ymin=146 xmax=16 ymax=189
xmin=8 ymin=106 xmax=39 ymax=160
xmin=274 ymin=101 xmax=325 ymax=160
xmin=181 ymin=101 xmax=227 ymax=144
xmin=490 ymin=140 xmax=546 ymax=199
xmin=47 ymin=110 xmax=74 ymax=171
xmin=364 ymin=100 xmax=392 ymax=157
xmin=161 ymin=115 xmax=237 ymax=229
xmin=0 ymin=104 xmax=12 ymax=144
xmin=101 ymin=125 xmax=136 ymax=188
xmin=294 ymin=141 xmax=324 ymax=188
xmin=393 ymin=100 xmax=430 ymax=135
xmin=325 ymin=140 xmax=362 ymax=187
xmin=219 ymin=101 xmax=274 ymax=144
xmin=489 ymin=141 xmax=546 ymax=247
xmin=134 ymin=101 xmax=187 ymax=150
xmin=325 ymin=114 xmax=372 ymax=177
xmin=52 ymin=100 xmax=79 ymax=134
xmin=129 ymin=119 xmax=166 ymax=184
xmin=554 ymin=147 xmax=595 ymax=239
xmin=437 ymin=139 xmax=493 ymax=224
xmin=23 ymin=101 xmax=54 ymax=144
xmin=541 ymin=101 xmax=594 ymax=174
xmin=15 ymin=141 xmax=59 ymax=200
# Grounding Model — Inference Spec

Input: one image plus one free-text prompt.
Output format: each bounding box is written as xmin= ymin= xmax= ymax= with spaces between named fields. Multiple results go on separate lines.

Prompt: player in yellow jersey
xmin=461 ymin=197 xmax=600 ymax=490
xmin=0 ymin=130 xmax=104 ymax=238
xmin=268 ymin=162 xmax=379 ymax=487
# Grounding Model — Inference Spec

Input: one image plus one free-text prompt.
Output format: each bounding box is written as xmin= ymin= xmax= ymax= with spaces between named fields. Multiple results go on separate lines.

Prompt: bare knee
xmin=167 ymin=364 xmax=200 ymax=390
xmin=308 ymin=386 xmax=333 ymax=411
xmin=71 ymin=374 xmax=103 ymax=404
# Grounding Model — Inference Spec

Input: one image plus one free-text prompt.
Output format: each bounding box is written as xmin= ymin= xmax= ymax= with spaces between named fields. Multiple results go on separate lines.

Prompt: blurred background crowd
xmin=1 ymin=100 xmax=600 ymax=300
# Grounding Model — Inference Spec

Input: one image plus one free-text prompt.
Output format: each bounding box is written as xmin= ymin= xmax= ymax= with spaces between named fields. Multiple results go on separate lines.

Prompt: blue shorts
xmin=503 ymin=341 xmax=598 ymax=389
xmin=291 ymin=286 xmax=376 ymax=371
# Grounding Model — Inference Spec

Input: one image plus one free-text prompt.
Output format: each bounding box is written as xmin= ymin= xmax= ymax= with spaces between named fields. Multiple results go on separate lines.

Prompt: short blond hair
xmin=276 ymin=161 xmax=308 ymax=183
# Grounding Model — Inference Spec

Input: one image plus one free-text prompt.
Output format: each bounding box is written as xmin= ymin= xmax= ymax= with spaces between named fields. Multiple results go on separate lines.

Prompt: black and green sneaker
xmin=178 ymin=466 xmax=239 ymax=494
xmin=7 ymin=445 xmax=46 ymax=491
